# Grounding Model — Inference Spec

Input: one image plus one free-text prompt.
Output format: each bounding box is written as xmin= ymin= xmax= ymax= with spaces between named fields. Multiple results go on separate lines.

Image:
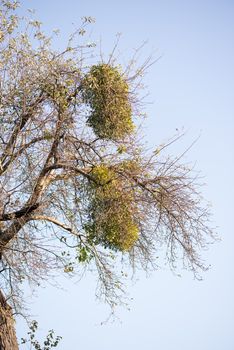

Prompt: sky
xmin=16 ymin=1 xmax=234 ymax=349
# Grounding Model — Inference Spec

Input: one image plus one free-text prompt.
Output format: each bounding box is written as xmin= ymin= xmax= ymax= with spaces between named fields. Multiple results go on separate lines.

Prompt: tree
xmin=0 ymin=1 xmax=215 ymax=348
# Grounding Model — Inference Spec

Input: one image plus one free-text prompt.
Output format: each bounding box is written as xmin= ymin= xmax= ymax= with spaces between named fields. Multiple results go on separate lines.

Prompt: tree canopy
xmin=0 ymin=1 xmax=215 ymax=348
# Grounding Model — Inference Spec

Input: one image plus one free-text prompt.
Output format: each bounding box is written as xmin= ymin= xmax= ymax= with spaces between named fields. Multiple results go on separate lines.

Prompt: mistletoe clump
xmin=86 ymin=164 xmax=139 ymax=251
xmin=82 ymin=64 xmax=134 ymax=140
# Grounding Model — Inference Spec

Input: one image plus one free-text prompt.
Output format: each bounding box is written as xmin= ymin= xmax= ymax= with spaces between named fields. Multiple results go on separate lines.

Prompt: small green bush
xmin=86 ymin=164 xmax=139 ymax=251
xmin=82 ymin=64 xmax=134 ymax=140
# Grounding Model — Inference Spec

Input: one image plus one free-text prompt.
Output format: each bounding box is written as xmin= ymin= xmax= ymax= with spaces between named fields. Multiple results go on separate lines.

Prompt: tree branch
xmin=0 ymin=93 xmax=44 ymax=174
xmin=0 ymin=204 xmax=40 ymax=221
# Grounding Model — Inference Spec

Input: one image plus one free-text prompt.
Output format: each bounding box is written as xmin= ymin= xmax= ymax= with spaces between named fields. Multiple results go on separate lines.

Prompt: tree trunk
xmin=0 ymin=290 xmax=18 ymax=350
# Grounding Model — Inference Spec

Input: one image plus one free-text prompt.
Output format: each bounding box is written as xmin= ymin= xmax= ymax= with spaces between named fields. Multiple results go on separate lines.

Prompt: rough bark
xmin=0 ymin=290 xmax=18 ymax=350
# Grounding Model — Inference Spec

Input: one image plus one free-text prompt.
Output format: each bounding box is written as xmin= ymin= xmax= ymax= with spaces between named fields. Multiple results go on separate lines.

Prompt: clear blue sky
xmin=17 ymin=1 xmax=234 ymax=349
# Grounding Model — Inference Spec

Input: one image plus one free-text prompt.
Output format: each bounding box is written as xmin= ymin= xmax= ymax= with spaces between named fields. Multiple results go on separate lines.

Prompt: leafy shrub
xmin=82 ymin=64 xmax=134 ymax=140
xmin=86 ymin=164 xmax=139 ymax=251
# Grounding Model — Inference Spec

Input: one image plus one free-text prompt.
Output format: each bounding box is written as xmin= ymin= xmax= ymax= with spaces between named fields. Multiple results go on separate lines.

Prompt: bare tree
xmin=0 ymin=1 xmax=215 ymax=349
